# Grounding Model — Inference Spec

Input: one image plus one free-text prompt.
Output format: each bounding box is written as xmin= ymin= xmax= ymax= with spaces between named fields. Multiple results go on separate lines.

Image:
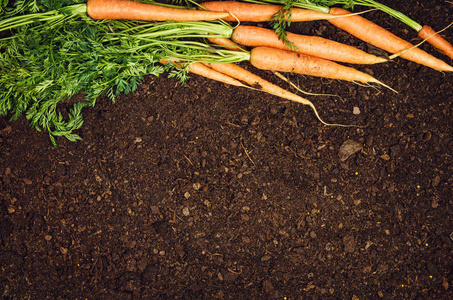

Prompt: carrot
xmin=204 ymin=62 xmax=352 ymax=126
xmin=160 ymin=59 xmax=247 ymax=87
xmin=86 ymin=0 xmax=230 ymax=21
xmin=324 ymin=0 xmax=453 ymax=61
xmin=418 ymin=25 xmax=453 ymax=61
xmin=231 ymin=25 xmax=387 ymax=65
xmin=206 ymin=36 xmax=244 ymax=51
xmin=184 ymin=62 xmax=247 ymax=87
xmin=163 ymin=58 xmax=345 ymax=125
xmin=163 ymin=58 xmax=331 ymax=125
xmin=327 ymin=7 xmax=453 ymax=72
xmin=207 ymin=34 xmax=392 ymax=89
xmin=199 ymin=1 xmax=335 ymax=22
xmin=248 ymin=46 xmax=392 ymax=89
xmin=206 ymin=35 xmax=341 ymax=97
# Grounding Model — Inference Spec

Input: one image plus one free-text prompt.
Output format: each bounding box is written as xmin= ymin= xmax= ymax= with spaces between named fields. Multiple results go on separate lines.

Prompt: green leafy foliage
xmin=0 ymin=2 xmax=246 ymax=145
xmin=311 ymin=0 xmax=354 ymax=8
xmin=269 ymin=0 xmax=297 ymax=51
xmin=0 ymin=20 xmax=167 ymax=145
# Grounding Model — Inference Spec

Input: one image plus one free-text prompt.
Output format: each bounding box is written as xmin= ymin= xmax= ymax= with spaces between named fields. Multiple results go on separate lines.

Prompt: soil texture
xmin=1 ymin=0 xmax=453 ymax=299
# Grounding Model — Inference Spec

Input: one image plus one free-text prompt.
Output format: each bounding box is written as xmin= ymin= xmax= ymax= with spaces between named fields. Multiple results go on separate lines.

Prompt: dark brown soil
xmin=1 ymin=1 xmax=453 ymax=299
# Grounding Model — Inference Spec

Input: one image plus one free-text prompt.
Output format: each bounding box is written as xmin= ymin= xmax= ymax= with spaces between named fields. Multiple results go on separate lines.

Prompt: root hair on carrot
xmin=353 ymin=80 xmax=398 ymax=94
xmin=388 ymin=26 xmax=453 ymax=61
xmin=272 ymin=71 xmax=343 ymax=101
xmin=303 ymin=101 xmax=365 ymax=128
xmin=204 ymin=62 xmax=366 ymax=127
xmin=228 ymin=11 xmax=241 ymax=26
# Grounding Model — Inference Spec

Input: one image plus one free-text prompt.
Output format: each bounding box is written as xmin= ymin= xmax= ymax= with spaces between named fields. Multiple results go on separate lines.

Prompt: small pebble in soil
xmin=365 ymin=241 xmax=373 ymax=250
xmin=242 ymin=236 xmax=251 ymax=243
xmin=343 ymin=234 xmax=356 ymax=253
xmin=182 ymin=207 xmax=190 ymax=216
xmin=338 ymin=140 xmax=363 ymax=162
xmin=261 ymin=255 xmax=272 ymax=262
xmin=217 ymin=272 xmax=224 ymax=281
xmin=353 ymin=106 xmax=361 ymax=115
xmin=325 ymin=242 xmax=333 ymax=251
xmin=193 ymin=182 xmax=201 ymax=190
xmin=150 ymin=205 xmax=160 ymax=214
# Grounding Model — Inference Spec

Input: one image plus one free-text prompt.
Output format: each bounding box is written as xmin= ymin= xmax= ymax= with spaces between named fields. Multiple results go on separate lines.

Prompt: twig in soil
xmin=241 ymin=142 xmax=256 ymax=165
xmin=183 ymin=154 xmax=194 ymax=166
xmin=324 ymin=186 xmax=333 ymax=197
xmin=225 ymin=121 xmax=242 ymax=128
xmin=227 ymin=267 xmax=243 ymax=275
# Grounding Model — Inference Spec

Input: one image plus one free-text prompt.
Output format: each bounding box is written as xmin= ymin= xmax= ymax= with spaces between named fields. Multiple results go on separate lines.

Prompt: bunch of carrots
xmin=86 ymin=0 xmax=453 ymax=83
xmin=1 ymin=0 xmax=452 ymax=144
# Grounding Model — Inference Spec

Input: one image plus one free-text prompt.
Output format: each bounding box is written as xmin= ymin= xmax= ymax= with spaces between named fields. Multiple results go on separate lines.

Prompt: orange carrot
xmin=162 ymin=59 xmax=338 ymax=125
xmin=418 ymin=25 xmax=453 ymax=61
xmin=199 ymin=1 xmax=335 ymax=22
xmin=204 ymin=62 xmax=350 ymax=126
xmin=87 ymin=0 xmax=230 ymax=21
xmin=207 ymin=36 xmax=392 ymax=89
xmin=204 ymin=61 xmax=314 ymax=105
xmin=206 ymin=36 xmax=244 ymax=51
xmin=328 ymin=7 xmax=453 ymax=72
xmin=248 ymin=46 xmax=391 ymax=89
xmin=206 ymin=37 xmax=342 ymax=97
xmin=160 ymin=59 xmax=246 ymax=87
xmin=186 ymin=63 xmax=247 ymax=87
xmin=231 ymin=25 xmax=387 ymax=65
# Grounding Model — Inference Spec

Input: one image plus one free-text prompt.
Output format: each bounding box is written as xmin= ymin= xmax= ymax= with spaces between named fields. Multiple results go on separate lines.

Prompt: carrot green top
xmin=0 ymin=1 xmax=249 ymax=145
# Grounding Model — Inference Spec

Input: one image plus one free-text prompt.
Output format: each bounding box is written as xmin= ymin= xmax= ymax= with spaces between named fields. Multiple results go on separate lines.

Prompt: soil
xmin=1 ymin=0 xmax=453 ymax=299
